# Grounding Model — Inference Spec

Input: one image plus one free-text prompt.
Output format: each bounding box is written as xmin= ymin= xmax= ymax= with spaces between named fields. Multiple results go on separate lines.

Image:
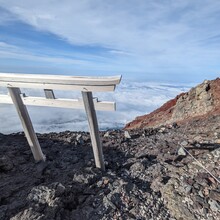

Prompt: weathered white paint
xmin=0 ymin=73 xmax=121 ymax=170
xmin=0 ymin=73 xmax=121 ymax=85
xmin=7 ymin=87 xmax=46 ymax=161
xmin=0 ymin=81 xmax=116 ymax=92
xmin=82 ymin=91 xmax=105 ymax=171
xmin=0 ymin=94 xmax=116 ymax=111
xmin=0 ymin=73 xmax=121 ymax=92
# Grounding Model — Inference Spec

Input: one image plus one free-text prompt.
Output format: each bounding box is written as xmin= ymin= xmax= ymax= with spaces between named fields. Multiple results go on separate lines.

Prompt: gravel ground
xmin=0 ymin=123 xmax=219 ymax=220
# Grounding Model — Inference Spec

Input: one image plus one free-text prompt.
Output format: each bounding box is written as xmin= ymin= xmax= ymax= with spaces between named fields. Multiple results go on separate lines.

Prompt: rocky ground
xmin=0 ymin=117 xmax=220 ymax=219
xmin=125 ymin=78 xmax=220 ymax=130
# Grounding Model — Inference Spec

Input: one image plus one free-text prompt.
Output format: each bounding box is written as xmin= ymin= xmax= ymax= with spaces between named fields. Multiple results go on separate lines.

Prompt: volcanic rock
xmin=125 ymin=78 xmax=220 ymax=130
xmin=0 ymin=127 xmax=219 ymax=220
xmin=0 ymin=155 xmax=13 ymax=171
xmin=1 ymin=78 xmax=220 ymax=219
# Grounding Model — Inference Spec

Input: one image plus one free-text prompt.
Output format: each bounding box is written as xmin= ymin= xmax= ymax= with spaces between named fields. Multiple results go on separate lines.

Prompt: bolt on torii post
xmin=0 ymin=73 xmax=122 ymax=171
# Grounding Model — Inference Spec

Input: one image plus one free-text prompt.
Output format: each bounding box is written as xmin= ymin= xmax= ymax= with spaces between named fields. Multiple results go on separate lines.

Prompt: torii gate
xmin=0 ymin=73 xmax=122 ymax=171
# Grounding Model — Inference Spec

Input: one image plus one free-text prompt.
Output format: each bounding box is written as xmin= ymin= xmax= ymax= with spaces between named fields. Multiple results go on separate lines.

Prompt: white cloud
xmin=0 ymin=0 xmax=220 ymax=75
xmin=0 ymin=1 xmax=219 ymax=47
xmin=109 ymin=50 xmax=133 ymax=56
xmin=0 ymin=82 xmax=190 ymax=134
xmin=0 ymin=40 xmax=146 ymax=75
xmin=0 ymin=41 xmax=93 ymax=65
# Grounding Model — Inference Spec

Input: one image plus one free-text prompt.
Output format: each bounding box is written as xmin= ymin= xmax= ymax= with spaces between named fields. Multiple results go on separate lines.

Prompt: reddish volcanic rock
xmin=125 ymin=78 xmax=220 ymax=130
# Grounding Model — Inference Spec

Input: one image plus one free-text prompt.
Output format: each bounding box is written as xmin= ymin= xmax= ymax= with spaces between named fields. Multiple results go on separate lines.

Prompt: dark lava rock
xmin=0 ymin=127 xmax=220 ymax=220
xmin=0 ymin=155 xmax=13 ymax=171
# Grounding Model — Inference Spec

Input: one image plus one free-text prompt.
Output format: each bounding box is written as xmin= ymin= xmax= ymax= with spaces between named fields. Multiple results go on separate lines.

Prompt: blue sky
xmin=0 ymin=0 xmax=220 ymax=83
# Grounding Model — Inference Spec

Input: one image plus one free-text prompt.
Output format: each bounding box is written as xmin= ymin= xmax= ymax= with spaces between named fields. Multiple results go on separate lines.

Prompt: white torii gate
xmin=0 ymin=73 xmax=122 ymax=171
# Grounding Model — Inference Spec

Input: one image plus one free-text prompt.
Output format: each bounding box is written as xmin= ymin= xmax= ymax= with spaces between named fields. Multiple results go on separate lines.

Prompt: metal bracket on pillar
xmin=44 ymin=89 xmax=55 ymax=99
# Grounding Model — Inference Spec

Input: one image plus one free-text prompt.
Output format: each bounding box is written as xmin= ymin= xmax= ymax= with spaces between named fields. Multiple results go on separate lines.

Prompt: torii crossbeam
xmin=0 ymin=73 xmax=122 ymax=171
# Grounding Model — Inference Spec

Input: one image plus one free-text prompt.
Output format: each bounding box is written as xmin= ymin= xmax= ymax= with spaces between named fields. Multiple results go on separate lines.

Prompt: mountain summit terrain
xmin=125 ymin=78 xmax=220 ymax=132
xmin=0 ymin=78 xmax=220 ymax=220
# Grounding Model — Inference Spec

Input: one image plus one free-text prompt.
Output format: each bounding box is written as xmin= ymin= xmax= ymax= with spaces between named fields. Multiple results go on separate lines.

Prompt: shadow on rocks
xmin=0 ymin=131 xmax=170 ymax=220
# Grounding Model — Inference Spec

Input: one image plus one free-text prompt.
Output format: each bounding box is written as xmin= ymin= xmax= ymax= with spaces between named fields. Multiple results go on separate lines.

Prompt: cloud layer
xmin=0 ymin=82 xmax=190 ymax=134
xmin=0 ymin=1 xmax=219 ymax=81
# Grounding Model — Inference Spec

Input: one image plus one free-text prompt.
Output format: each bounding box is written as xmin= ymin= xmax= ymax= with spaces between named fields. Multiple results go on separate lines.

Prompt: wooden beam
xmin=0 ymin=82 xmax=116 ymax=92
xmin=0 ymin=73 xmax=122 ymax=92
xmin=0 ymin=73 xmax=121 ymax=85
xmin=0 ymin=73 xmax=122 ymax=168
xmin=7 ymin=87 xmax=45 ymax=161
xmin=0 ymin=95 xmax=116 ymax=111
xmin=0 ymin=94 xmax=14 ymax=104
xmin=82 ymin=91 xmax=105 ymax=171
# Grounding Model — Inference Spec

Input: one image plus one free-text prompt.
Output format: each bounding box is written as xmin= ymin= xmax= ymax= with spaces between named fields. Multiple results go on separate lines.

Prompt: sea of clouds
xmin=0 ymin=81 xmax=191 ymax=134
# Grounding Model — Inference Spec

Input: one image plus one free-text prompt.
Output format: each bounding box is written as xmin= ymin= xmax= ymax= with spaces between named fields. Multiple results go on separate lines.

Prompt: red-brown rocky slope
xmin=125 ymin=78 xmax=220 ymax=130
